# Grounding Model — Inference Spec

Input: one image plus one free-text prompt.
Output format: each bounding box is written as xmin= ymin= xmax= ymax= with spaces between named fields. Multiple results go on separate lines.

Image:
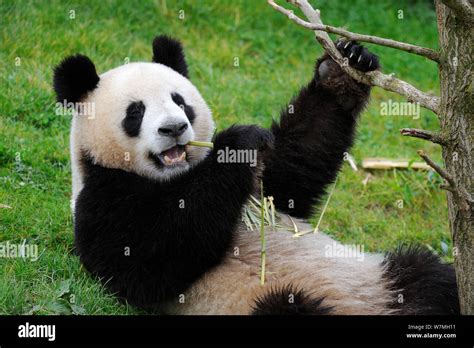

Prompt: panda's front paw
xmin=336 ymin=40 xmax=380 ymax=72
xmin=214 ymin=125 xmax=274 ymax=152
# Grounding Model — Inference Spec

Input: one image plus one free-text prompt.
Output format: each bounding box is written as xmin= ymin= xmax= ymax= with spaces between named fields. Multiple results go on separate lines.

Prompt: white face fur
xmin=71 ymin=62 xmax=215 ymax=186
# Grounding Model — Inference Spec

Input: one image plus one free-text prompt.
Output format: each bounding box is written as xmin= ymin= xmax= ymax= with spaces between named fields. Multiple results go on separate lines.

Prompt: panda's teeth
xmin=178 ymin=152 xmax=186 ymax=162
xmin=163 ymin=155 xmax=173 ymax=165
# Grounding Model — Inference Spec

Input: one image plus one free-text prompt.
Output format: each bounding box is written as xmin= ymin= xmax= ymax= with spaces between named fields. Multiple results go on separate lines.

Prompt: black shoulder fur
xmin=74 ymin=125 xmax=271 ymax=310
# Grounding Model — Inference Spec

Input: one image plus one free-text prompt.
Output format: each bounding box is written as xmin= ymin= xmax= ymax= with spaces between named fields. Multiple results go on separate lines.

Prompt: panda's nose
xmin=158 ymin=122 xmax=188 ymax=137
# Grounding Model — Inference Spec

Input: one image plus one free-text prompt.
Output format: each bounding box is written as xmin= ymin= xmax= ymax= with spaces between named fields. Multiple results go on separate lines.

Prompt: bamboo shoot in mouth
xmin=187 ymin=140 xmax=214 ymax=149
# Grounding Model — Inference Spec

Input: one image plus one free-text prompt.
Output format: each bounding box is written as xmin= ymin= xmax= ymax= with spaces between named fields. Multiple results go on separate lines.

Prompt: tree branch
xmin=268 ymin=0 xmax=441 ymax=114
xmin=269 ymin=2 xmax=440 ymax=62
xmin=400 ymin=128 xmax=447 ymax=145
xmin=417 ymin=150 xmax=455 ymax=186
xmin=441 ymin=0 xmax=474 ymax=23
xmin=440 ymin=183 xmax=455 ymax=192
xmin=417 ymin=150 xmax=472 ymax=211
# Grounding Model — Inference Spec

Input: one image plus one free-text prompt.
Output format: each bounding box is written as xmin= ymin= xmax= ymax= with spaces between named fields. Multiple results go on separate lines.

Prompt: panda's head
xmin=54 ymin=36 xmax=214 ymax=181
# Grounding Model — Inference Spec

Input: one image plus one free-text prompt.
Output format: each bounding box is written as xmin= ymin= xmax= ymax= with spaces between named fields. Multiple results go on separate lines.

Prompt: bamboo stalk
xmin=313 ymin=176 xmax=338 ymax=233
xmin=260 ymin=180 xmax=266 ymax=286
xmin=187 ymin=140 xmax=214 ymax=149
xmin=362 ymin=158 xmax=431 ymax=170
xmin=268 ymin=196 xmax=276 ymax=227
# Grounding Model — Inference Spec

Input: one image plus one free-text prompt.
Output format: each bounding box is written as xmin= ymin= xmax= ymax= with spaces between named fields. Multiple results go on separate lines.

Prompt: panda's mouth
xmin=149 ymin=145 xmax=187 ymax=167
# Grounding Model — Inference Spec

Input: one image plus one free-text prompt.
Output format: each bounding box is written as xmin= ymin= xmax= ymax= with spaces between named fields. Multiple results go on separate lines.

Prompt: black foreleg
xmin=263 ymin=41 xmax=380 ymax=218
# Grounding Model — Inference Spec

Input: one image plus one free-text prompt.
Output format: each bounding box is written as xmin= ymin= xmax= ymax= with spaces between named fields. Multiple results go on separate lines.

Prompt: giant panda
xmin=53 ymin=35 xmax=459 ymax=315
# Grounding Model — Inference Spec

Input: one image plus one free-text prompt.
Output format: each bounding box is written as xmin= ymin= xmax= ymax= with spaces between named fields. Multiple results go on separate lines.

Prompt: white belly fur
xmin=164 ymin=215 xmax=395 ymax=315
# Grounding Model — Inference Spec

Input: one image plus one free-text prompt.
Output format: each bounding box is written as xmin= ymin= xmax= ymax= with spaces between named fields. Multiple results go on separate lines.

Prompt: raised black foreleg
xmin=263 ymin=41 xmax=380 ymax=218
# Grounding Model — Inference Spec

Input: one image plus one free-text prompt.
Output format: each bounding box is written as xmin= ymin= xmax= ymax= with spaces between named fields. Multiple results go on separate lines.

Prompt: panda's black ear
xmin=53 ymin=54 xmax=100 ymax=104
xmin=152 ymin=35 xmax=189 ymax=78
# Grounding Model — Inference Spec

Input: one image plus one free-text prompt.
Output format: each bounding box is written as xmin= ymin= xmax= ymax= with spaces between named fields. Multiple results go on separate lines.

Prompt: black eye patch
xmin=171 ymin=93 xmax=196 ymax=123
xmin=122 ymin=101 xmax=145 ymax=137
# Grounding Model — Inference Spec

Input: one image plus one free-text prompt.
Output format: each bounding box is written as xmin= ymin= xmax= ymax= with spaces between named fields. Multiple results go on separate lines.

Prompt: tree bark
xmin=436 ymin=0 xmax=474 ymax=315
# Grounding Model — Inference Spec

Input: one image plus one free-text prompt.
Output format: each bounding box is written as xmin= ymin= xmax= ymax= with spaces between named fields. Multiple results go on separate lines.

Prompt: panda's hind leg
xmin=251 ymin=284 xmax=333 ymax=315
xmin=382 ymin=245 xmax=460 ymax=315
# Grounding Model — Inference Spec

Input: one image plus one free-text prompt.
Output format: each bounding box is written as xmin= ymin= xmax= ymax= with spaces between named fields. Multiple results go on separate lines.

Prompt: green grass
xmin=0 ymin=0 xmax=450 ymax=315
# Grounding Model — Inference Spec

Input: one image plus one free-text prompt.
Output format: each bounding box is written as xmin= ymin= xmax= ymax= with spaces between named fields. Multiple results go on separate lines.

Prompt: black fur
xmin=74 ymin=125 xmax=272 ymax=310
xmin=172 ymin=93 xmax=196 ymax=123
xmin=122 ymin=101 xmax=146 ymax=137
xmin=262 ymin=41 xmax=379 ymax=218
xmin=335 ymin=39 xmax=380 ymax=72
xmin=382 ymin=245 xmax=460 ymax=315
xmin=53 ymin=54 xmax=100 ymax=104
xmin=152 ymin=35 xmax=189 ymax=77
xmin=252 ymin=285 xmax=333 ymax=315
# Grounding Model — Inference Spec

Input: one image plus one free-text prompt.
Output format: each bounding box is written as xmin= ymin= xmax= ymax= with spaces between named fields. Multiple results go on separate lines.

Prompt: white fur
xmin=71 ymin=62 xmax=214 ymax=208
xmin=163 ymin=217 xmax=395 ymax=315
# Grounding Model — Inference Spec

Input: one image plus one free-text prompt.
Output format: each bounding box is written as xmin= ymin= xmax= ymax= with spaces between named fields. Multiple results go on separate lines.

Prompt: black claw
xmin=335 ymin=40 xmax=380 ymax=72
